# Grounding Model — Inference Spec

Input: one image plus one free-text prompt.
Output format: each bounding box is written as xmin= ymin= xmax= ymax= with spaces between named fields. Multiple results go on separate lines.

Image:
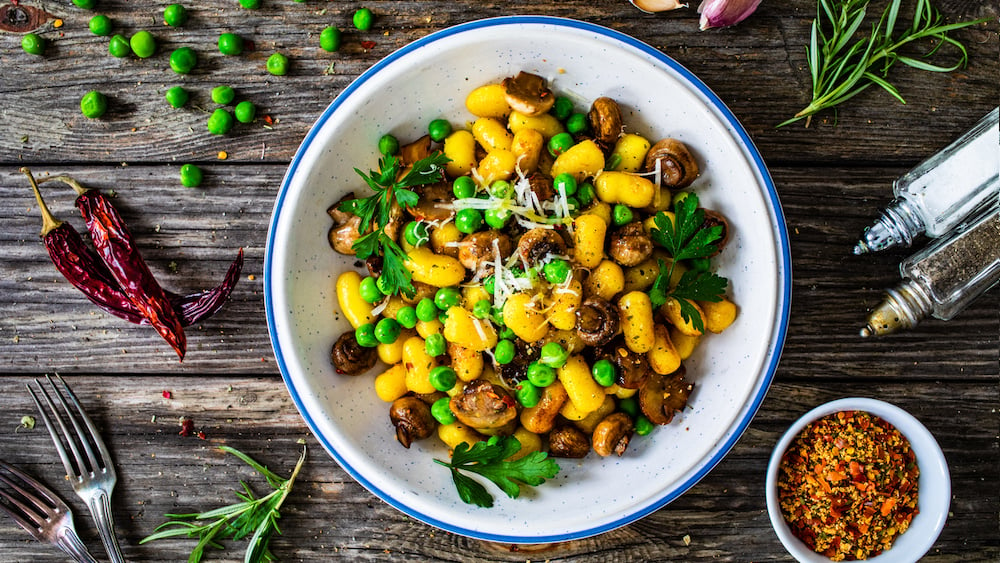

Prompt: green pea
xmin=79 ymin=91 xmax=107 ymax=119
xmin=179 ymin=164 xmax=203 ymax=188
xmin=688 ymin=257 xmax=711 ymax=272
xmin=471 ymin=299 xmax=492 ymax=320
xmin=498 ymin=326 xmax=516 ymax=341
xmin=542 ymin=259 xmax=570 ymax=285
xmin=358 ymin=276 xmax=382 ymax=304
xmin=403 ymin=221 xmax=429 ymax=247
xmin=566 ymin=112 xmax=589 ymax=135
xmin=613 ymin=204 xmax=634 ymax=226
xmin=396 ymin=306 xmax=417 ymax=329
xmin=488 ymin=179 xmax=513 ymax=199
xmin=526 ymin=362 xmax=556 ymax=388
xmin=355 ymin=323 xmax=378 ymax=348
xmin=428 ymin=118 xmax=451 ymax=143
xmin=320 ymin=26 xmax=342 ymax=52
xmin=635 ymin=415 xmax=654 ymax=436
xmin=239 ymin=0 xmax=261 ymax=8
xmin=553 ymin=172 xmax=577 ymax=196
xmin=566 ymin=197 xmax=580 ymax=214
xmin=592 ymin=359 xmax=616 ymax=387
xmin=516 ymin=381 xmax=540 ymax=408
xmin=551 ymin=96 xmax=573 ymax=121
xmin=168 ymin=47 xmax=197 ymax=74
xmin=539 ymin=342 xmax=569 ymax=368
xmin=431 ymin=397 xmax=456 ymax=425
xmin=618 ymin=396 xmax=638 ymax=418
xmin=577 ymin=182 xmax=595 ymax=206
xmin=452 ymin=176 xmax=476 ymax=199
xmin=429 ymin=366 xmax=457 ymax=392
xmin=266 ymin=52 xmax=289 ymax=76
xmin=425 ymin=333 xmax=446 ymax=357
xmin=218 ymin=33 xmax=244 ymax=56
xmin=72 ymin=0 xmax=96 ymax=9
xmin=493 ymin=339 xmax=515 ymax=365
xmin=164 ymin=86 xmax=189 ymax=108
xmin=438 ymin=309 xmax=449 ymax=323
xmin=378 ymin=133 xmax=399 ymax=156
xmin=352 ymin=7 xmax=374 ymax=31
xmin=234 ymin=100 xmax=256 ymax=123
xmin=374 ymin=318 xmax=401 ymax=344
xmin=547 ymin=132 xmax=574 ymax=157
xmin=434 ymin=287 xmax=461 ymax=310
xmin=483 ymin=276 xmax=495 ymax=296
xmin=129 ymin=30 xmax=156 ymax=58
xmin=455 ymin=208 xmax=483 ymax=234
xmin=211 ymin=85 xmax=236 ymax=105
xmin=21 ymin=33 xmax=45 ymax=55
xmin=206 ymin=108 xmax=234 ymax=135
xmin=163 ymin=4 xmax=188 ymax=27
xmin=415 ymin=298 xmax=437 ymax=322
xmin=108 ymin=34 xmax=130 ymax=58
xmin=484 ymin=208 xmax=512 ymax=230
xmin=89 ymin=14 xmax=112 ymax=36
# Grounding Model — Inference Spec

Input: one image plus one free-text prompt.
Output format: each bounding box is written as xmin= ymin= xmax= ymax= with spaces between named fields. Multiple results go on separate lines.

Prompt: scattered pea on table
xmin=234 ymin=101 xmax=256 ymax=123
xmin=72 ymin=0 xmax=96 ymax=9
xmin=353 ymin=8 xmax=374 ymax=31
xmin=179 ymin=164 xmax=203 ymax=188
xmin=266 ymin=52 xmax=289 ymax=76
xmin=163 ymin=4 xmax=188 ymax=27
xmin=21 ymin=33 xmax=45 ymax=55
xmin=164 ymin=86 xmax=189 ymax=108
xmin=238 ymin=0 xmax=260 ymax=8
xmin=169 ymin=47 xmax=197 ymax=74
xmin=211 ymin=85 xmax=236 ymax=105
xmin=80 ymin=91 xmax=108 ymax=119
xmin=129 ymin=30 xmax=156 ymax=58
xmin=207 ymin=108 xmax=234 ymax=135
xmin=89 ymin=15 xmax=112 ymax=36
xmin=320 ymin=26 xmax=342 ymax=52
xmin=218 ymin=33 xmax=244 ymax=56
xmin=108 ymin=35 xmax=130 ymax=58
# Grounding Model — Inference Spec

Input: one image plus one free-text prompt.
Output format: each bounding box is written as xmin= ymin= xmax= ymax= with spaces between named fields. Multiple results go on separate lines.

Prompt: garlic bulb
xmin=697 ymin=0 xmax=762 ymax=30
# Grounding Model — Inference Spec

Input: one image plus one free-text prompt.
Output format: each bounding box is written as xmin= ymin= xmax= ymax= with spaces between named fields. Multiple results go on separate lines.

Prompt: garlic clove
xmin=629 ymin=0 xmax=688 ymax=14
xmin=697 ymin=0 xmax=762 ymax=30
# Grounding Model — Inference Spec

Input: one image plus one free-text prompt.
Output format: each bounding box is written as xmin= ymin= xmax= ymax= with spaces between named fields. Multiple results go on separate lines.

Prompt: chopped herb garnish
xmin=433 ymin=436 xmax=560 ymax=508
xmin=649 ymin=193 xmax=728 ymax=333
xmin=338 ymin=152 xmax=449 ymax=298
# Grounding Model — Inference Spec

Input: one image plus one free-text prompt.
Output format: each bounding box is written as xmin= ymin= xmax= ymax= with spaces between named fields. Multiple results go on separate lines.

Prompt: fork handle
xmin=88 ymin=490 xmax=126 ymax=563
xmin=55 ymin=527 xmax=99 ymax=563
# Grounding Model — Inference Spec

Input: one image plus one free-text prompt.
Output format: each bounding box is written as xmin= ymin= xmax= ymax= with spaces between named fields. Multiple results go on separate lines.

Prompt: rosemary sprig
xmin=140 ymin=446 xmax=307 ymax=563
xmin=779 ymin=0 xmax=988 ymax=127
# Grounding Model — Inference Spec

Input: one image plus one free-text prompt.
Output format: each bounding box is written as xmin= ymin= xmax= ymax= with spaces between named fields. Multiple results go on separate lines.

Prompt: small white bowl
xmin=766 ymin=398 xmax=951 ymax=563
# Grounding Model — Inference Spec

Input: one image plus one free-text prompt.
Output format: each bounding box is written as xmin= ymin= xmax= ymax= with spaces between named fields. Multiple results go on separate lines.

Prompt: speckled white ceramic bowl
xmin=265 ymin=16 xmax=791 ymax=542
xmin=766 ymin=398 xmax=951 ymax=563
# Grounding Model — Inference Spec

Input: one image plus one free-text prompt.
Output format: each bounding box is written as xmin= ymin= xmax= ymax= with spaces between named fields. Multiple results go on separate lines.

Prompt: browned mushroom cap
xmin=527 ymin=172 xmax=555 ymax=202
xmin=644 ymin=138 xmax=699 ymax=189
xmin=330 ymin=331 xmax=378 ymax=375
xmin=608 ymin=222 xmax=653 ymax=267
xmin=327 ymin=195 xmax=364 ymax=255
xmin=591 ymin=412 xmax=635 ymax=457
xmin=389 ymin=396 xmax=437 ymax=448
xmin=458 ymin=231 xmax=512 ymax=273
xmin=576 ymin=297 xmax=620 ymax=347
xmin=400 ymin=281 xmax=437 ymax=305
xmin=594 ymin=336 xmax=651 ymax=389
xmin=638 ymin=370 xmax=693 ymax=425
xmin=516 ymin=228 xmax=567 ymax=266
xmin=701 ymin=209 xmax=730 ymax=256
xmin=407 ymin=181 xmax=455 ymax=223
xmin=548 ymin=424 xmax=591 ymax=458
xmin=502 ymin=72 xmax=555 ymax=117
xmin=399 ymin=135 xmax=433 ymax=166
xmin=449 ymin=379 xmax=518 ymax=432
xmin=588 ymin=97 xmax=623 ymax=148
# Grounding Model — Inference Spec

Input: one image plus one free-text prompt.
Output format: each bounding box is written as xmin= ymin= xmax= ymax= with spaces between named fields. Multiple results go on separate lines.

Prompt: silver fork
xmin=0 ymin=460 xmax=99 ymax=563
xmin=28 ymin=374 xmax=126 ymax=563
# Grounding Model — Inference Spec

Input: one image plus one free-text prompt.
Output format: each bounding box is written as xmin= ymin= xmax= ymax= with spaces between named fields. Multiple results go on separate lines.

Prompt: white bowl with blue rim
xmin=265 ymin=16 xmax=791 ymax=542
xmin=765 ymin=398 xmax=951 ymax=563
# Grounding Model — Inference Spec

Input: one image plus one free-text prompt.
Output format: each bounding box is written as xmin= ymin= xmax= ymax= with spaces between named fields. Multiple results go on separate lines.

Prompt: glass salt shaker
xmin=861 ymin=206 xmax=1000 ymax=337
xmin=854 ymin=107 xmax=999 ymax=254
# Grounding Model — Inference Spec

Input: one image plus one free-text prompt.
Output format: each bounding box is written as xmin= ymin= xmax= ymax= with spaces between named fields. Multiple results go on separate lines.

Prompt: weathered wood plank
xmin=0 ymin=377 xmax=994 ymax=562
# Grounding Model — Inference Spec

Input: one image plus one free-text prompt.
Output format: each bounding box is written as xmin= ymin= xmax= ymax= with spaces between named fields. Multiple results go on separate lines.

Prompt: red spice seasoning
xmin=777 ymin=410 xmax=919 ymax=561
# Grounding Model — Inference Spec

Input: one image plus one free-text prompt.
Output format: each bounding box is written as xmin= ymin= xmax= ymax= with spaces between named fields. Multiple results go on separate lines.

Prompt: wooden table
xmin=1 ymin=1 xmax=996 ymax=561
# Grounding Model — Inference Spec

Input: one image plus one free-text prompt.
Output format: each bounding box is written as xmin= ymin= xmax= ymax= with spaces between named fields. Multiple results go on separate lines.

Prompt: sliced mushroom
xmin=644 ymin=138 xmax=699 ymax=189
xmin=330 ymin=331 xmax=378 ymax=375
xmin=548 ymin=424 xmax=590 ymax=458
xmin=638 ymin=370 xmax=693 ymax=425
xmin=598 ymin=336 xmax=651 ymax=389
xmin=520 ymin=382 xmax=569 ymax=434
xmin=588 ymin=97 xmax=623 ymax=148
xmin=389 ymin=396 xmax=437 ymax=448
xmin=608 ymin=222 xmax=653 ymax=267
xmin=449 ymin=379 xmax=518 ymax=432
xmin=458 ymin=231 xmax=512 ymax=273
xmin=400 ymin=281 xmax=437 ymax=305
xmin=516 ymin=228 xmax=567 ymax=266
xmin=327 ymin=195 xmax=364 ymax=255
xmin=702 ymin=208 xmax=730 ymax=256
xmin=527 ymin=172 xmax=556 ymax=202
xmin=502 ymin=72 xmax=555 ymax=117
xmin=407 ymin=181 xmax=455 ymax=222
xmin=591 ymin=413 xmax=635 ymax=457
xmin=576 ymin=297 xmax=620 ymax=347
xmin=399 ymin=135 xmax=432 ymax=166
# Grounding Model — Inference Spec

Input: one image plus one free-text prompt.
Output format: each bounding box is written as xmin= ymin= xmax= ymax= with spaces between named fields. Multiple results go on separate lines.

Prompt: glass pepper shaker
xmin=854 ymin=107 xmax=999 ymax=254
xmin=861 ymin=206 xmax=1000 ymax=337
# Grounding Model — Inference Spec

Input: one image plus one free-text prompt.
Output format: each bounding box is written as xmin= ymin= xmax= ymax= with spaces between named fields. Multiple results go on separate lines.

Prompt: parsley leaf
xmin=433 ymin=436 xmax=561 ymax=508
xmin=337 ymin=152 xmax=450 ymax=298
xmin=648 ymin=193 xmax=729 ymax=333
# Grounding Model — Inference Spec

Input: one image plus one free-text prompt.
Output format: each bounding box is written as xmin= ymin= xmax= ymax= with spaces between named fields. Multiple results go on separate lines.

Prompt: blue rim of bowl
xmin=265 ymin=15 xmax=793 ymax=543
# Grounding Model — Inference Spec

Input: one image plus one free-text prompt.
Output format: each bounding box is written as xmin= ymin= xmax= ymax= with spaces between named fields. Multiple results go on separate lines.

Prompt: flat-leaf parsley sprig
xmin=140 ymin=446 xmax=307 ymax=563
xmin=649 ymin=193 xmax=729 ymax=333
xmin=338 ymin=152 xmax=450 ymax=298
xmin=434 ymin=436 xmax=561 ymax=508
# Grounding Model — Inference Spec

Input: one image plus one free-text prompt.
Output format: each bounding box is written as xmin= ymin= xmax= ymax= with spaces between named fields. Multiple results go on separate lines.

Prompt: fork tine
xmin=26 ymin=382 xmax=83 ymax=480
xmin=0 ymin=470 xmax=55 ymax=520
xmin=52 ymin=374 xmax=113 ymax=476
xmin=0 ymin=493 xmax=40 ymax=536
